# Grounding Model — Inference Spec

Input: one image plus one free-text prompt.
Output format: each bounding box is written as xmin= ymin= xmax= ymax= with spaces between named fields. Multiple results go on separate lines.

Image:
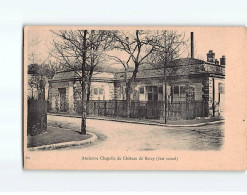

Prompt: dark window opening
xmin=158 ymin=86 xmax=163 ymax=94
xmin=174 ymin=86 xmax=179 ymax=94
xmin=180 ymin=86 xmax=186 ymax=94
xmin=99 ymin=88 xmax=104 ymax=95
xmin=139 ymin=87 xmax=144 ymax=94
xmin=148 ymin=93 xmax=153 ymax=101
xmin=147 ymin=86 xmax=152 ymax=93
xmin=146 ymin=86 xmax=159 ymax=101
xmin=153 ymin=86 xmax=158 ymax=93
xmin=94 ymin=88 xmax=98 ymax=95
xmin=154 ymin=94 xmax=158 ymax=101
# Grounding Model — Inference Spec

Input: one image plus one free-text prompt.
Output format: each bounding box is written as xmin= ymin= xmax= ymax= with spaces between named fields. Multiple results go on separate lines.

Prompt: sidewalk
xmin=48 ymin=113 xmax=224 ymax=127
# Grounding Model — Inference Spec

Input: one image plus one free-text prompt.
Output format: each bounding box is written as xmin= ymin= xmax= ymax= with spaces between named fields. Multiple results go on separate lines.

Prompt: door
xmin=147 ymin=86 xmax=158 ymax=101
xmin=146 ymin=86 xmax=159 ymax=118
xmin=59 ymin=88 xmax=67 ymax=112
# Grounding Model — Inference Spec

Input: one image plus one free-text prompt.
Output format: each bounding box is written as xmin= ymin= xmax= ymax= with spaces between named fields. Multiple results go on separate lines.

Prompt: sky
xmin=27 ymin=27 xmax=228 ymax=70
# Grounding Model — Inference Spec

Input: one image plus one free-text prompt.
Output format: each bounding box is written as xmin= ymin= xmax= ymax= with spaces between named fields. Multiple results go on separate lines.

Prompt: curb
xmin=87 ymin=117 xmax=224 ymax=127
xmin=48 ymin=113 xmax=224 ymax=127
xmin=29 ymin=132 xmax=97 ymax=151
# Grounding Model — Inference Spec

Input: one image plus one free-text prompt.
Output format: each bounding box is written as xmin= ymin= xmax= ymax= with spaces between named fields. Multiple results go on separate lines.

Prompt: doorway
xmin=59 ymin=88 xmax=67 ymax=112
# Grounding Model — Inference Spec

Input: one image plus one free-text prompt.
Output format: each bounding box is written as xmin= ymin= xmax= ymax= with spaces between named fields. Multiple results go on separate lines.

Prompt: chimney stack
xmin=215 ymin=59 xmax=219 ymax=65
xmin=220 ymin=55 xmax=225 ymax=65
xmin=191 ymin=32 xmax=194 ymax=59
xmin=207 ymin=50 xmax=215 ymax=63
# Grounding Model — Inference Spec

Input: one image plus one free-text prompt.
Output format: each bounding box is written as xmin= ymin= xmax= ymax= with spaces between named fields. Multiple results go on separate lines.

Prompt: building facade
xmin=48 ymin=70 xmax=115 ymax=113
xmin=47 ymin=50 xmax=225 ymax=120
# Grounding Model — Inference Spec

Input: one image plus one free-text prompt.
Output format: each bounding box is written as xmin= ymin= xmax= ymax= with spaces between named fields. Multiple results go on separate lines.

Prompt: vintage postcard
xmin=23 ymin=26 xmax=247 ymax=170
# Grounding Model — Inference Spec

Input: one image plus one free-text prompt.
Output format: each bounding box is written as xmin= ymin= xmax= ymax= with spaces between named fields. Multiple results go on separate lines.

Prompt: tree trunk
xmin=81 ymin=30 xmax=87 ymax=135
xmin=126 ymin=84 xmax=131 ymax=118
xmin=125 ymin=63 xmax=139 ymax=118
xmin=126 ymin=81 xmax=131 ymax=118
xmin=86 ymin=81 xmax=91 ymax=115
xmin=81 ymin=79 xmax=87 ymax=135
xmin=124 ymin=69 xmax=131 ymax=118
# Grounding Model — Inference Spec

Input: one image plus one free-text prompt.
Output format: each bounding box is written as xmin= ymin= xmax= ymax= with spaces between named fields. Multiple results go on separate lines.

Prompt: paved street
xmin=47 ymin=115 xmax=224 ymax=151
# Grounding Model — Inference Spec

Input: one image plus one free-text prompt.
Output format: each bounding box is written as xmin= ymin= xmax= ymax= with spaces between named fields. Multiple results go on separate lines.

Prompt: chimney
xmin=191 ymin=32 xmax=194 ymax=58
xmin=215 ymin=59 xmax=219 ymax=65
xmin=220 ymin=55 xmax=225 ymax=65
xmin=207 ymin=50 xmax=215 ymax=63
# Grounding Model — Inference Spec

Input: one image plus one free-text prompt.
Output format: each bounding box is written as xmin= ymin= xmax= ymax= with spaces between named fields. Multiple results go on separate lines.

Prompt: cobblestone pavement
xmin=47 ymin=115 xmax=224 ymax=151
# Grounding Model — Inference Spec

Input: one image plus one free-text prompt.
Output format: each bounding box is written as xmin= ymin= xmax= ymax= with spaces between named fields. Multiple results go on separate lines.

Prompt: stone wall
xmin=202 ymin=77 xmax=225 ymax=116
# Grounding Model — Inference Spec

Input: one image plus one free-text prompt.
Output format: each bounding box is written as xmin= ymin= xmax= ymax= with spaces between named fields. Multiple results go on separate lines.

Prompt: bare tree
xmin=51 ymin=30 xmax=113 ymax=134
xmin=147 ymin=30 xmax=187 ymax=123
xmin=28 ymin=71 xmax=40 ymax=99
xmin=28 ymin=35 xmax=55 ymax=100
xmin=109 ymin=30 xmax=159 ymax=118
xmin=85 ymin=31 xmax=114 ymax=110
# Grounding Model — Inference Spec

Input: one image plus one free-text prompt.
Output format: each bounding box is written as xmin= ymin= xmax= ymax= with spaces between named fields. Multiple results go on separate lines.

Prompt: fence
xmin=74 ymin=100 xmax=208 ymax=120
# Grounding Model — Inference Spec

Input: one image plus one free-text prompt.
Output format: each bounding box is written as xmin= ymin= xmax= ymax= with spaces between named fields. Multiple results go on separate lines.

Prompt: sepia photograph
xmin=23 ymin=26 xmax=245 ymax=170
xmin=1 ymin=0 xmax=247 ymax=192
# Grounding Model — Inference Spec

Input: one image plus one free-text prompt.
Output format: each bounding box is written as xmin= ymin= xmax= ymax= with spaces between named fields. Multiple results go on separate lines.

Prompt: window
xmin=147 ymin=86 xmax=152 ymax=93
xmin=139 ymin=87 xmax=144 ymax=94
xmin=180 ymin=86 xmax=186 ymax=94
xmin=148 ymin=93 xmax=153 ymax=101
xmin=153 ymin=86 xmax=158 ymax=93
xmin=158 ymin=86 xmax=163 ymax=94
xmin=174 ymin=86 xmax=179 ymax=94
xmin=122 ymin=87 xmax=126 ymax=100
xmin=94 ymin=88 xmax=98 ymax=95
xmin=172 ymin=85 xmax=195 ymax=102
xmin=187 ymin=86 xmax=195 ymax=101
xmin=146 ymin=86 xmax=159 ymax=101
xmin=154 ymin=94 xmax=158 ymax=101
xmin=99 ymin=88 xmax=104 ymax=95
xmin=219 ymin=83 xmax=225 ymax=94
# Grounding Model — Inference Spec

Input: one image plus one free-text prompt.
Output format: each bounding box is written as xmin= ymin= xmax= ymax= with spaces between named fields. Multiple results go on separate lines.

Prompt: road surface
xmin=47 ymin=115 xmax=224 ymax=151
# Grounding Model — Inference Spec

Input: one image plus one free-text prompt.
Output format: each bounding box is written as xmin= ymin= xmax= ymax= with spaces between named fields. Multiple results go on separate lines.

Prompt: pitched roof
xmin=166 ymin=58 xmax=205 ymax=66
xmin=114 ymin=58 xmax=206 ymax=80
xmin=51 ymin=70 xmax=115 ymax=82
xmin=50 ymin=58 xmax=225 ymax=82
